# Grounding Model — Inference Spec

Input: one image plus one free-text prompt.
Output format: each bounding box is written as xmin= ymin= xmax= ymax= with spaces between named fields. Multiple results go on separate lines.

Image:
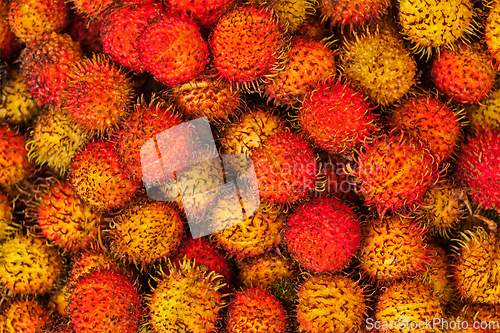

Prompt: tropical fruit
xmin=0 ymin=124 xmax=32 ymax=188
xmin=167 ymin=0 xmax=233 ymax=28
xmin=0 ymin=1 xmax=21 ymax=61
xmin=0 ymin=191 xmax=12 ymax=242
xmin=297 ymin=273 xmax=367 ymax=333
xmin=467 ymin=87 xmax=500 ymax=132
xmin=285 ymin=196 xmax=361 ymax=273
xmin=485 ymin=0 xmax=500 ymax=69
xmin=210 ymin=4 xmax=288 ymax=91
xmin=0 ymin=299 xmax=51 ymax=333
xmin=318 ymin=0 xmax=391 ymax=28
xmin=342 ymin=29 xmax=417 ymax=106
xmin=67 ymin=12 xmax=103 ymax=55
xmin=263 ymin=0 xmax=314 ymax=32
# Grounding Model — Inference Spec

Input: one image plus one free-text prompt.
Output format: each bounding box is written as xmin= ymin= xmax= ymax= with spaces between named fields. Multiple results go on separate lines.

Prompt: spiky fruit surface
xmin=263 ymin=0 xmax=314 ymax=33
xmin=485 ymin=1 xmax=500 ymax=69
xmin=67 ymin=12 xmax=103 ymax=55
xmin=69 ymin=140 xmax=139 ymax=211
xmin=285 ymin=196 xmax=361 ymax=273
xmin=20 ymin=32 xmax=82 ymax=107
xmin=431 ymin=44 xmax=495 ymax=105
xmin=297 ymin=274 xmax=367 ymax=333
xmin=264 ymin=36 xmax=337 ymax=107
xmin=417 ymin=180 xmax=465 ymax=237
xmin=114 ymin=96 xmax=185 ymax=183
xmin=453 ymin=227 xmax=500 ymax=304
xmin=26 ymin=107 xmax=88 ymax=175
xmin=167 ymin=0 xmax=232 ymax=28
xmin=109 ymin=199 xmax=184 ymax=267
xmin=101 ymin=2 xmax=166 ymax=72
xmin=171 ymin=237 xmax=232 ymax=290
xmin=170 ymin=72 xmax=241 ymax=123
xmin=49 ymin=282 xmax=70 ymax=316
xmin=209 ymin=194 xmax=284 ymax=259
xmin=138 ymin=15 xmax=208 ymax=85
xmin=252 ymin=131 xmax=317 ymax=205
xmin=374 ymin=280 xmax=445 ymax=333
xmin=359 ymin=215 xmax=429 ymax=282
xmin=319 ymin=0 xmax=390 ymax=27
xmin=68 ymin=269 xmax=142 ymax=333
xmin=342 ymin=30 xmax=416 ymax=106
xmin=71 ymin=0 xmax=114 ymax=18
xmin=398 ymin=0 xmax=475 ymax=58
xmin=45 ymin=323 xmax=73 ymax=333
xmin=389 ymin=94 xmax=462 ymax=161
xmin=62 ymin=55 xmax=135 ymax=136
xmin=210 ymin=4 xmax=287 ymax=91
xmin=299 ymin=79 xmax=378 ymax=154
xmin=0 ymin=2 xmax=22 ymax=61
xmin=455 ymin=129 xmax=500 ymax=212
xmin=34 ymin=180 xmax=101 ymax=253
xmin=7 ymin=0 xmax=69 ymax=42
xmin=0 ymin=299 xmax=50 ymax=333
xmin=350 ymin=133 xmax=439 ymax=216
xmin=468 ymin=88 xmax=500 ymax=131
xmin=221 ymin=108 xmax=286 ymax=157
xmin=0 ymin=191 xmax=12 ymax=242
xmin=237 ymin=251 xmax=297 ymax=288
xmin=0 ymin=235 xmax=63 ymax=296
xmin=297 ymin=14 xmax=330 ymax=43
xmin=416 ymin=244 xmax=454 ymax=305
xmin=226 ymin=288 xmax=287 ymax=333
xmin=0 ymin=66 xmax=40 ymax=126
xmin=148 ymin=259 xmax=224 ymax=333
xmin=69 ymin=249 xmax=130 ymax=285
xmin=0 ymin=124 xmax=32 ymax=188
xmin=458 ymin=303 xmax=500 ymax=333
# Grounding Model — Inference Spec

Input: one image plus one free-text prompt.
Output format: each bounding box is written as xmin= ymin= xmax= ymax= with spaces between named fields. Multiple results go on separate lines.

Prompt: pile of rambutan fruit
xmin=1 ymin=0 xmax=500 ymax=332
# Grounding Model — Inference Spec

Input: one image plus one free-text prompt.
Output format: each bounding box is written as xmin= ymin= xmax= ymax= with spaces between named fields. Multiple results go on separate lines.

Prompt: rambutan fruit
xmin=252 ymin=130 xmax=318 ymax=206
xmin=0 ymin=298 xmax=51 ymax=333
xmin=209 ymin=193 xmax=284 ymax=259
xmin=61 ymin=54 xmax=135 ymax=136
xmin=71 ymin=0 xmax=114 ymax=18
xmin=100 ymin=2 xmax=166 ymax=73
xmin=485 ymin=0 xmax=500 ymax=70
xmin=20 ymin=32 xmax=82 ymax=107
xmin=67 ymin=12 xmax=103 ymax=55
xmin=137 ymin=14 xmax=209 ymax=86
xmin=49 ymin=282 xmax=70 ymax=316
xmin=297 ymin=273 xmax=367 ymax=333
xmin=26 ymin=107 xmax=89 ymax=175
xmin=170 ymin=237 xmax=232 ymax=291
xmin=455 ymin=129 xmax=500 ymax=213
xmin=31 ymin=179 xmax=102 ymax=253
xmin=374 ymin=280 xmax=445 ymax=332
xmin=388 ymin=93 xmax=463 ymax=161
xmin=220 ymin=107 xmax=286 ymax=157
xmin=264 ymin=36 xmax=337 ymax=107
xmin=452 ymin=227 xmax=500 ymax=304
xmin=237 ymin=250 xmax=297 ymax=289
xmin=226 ymin=288 xmax=287 ymax=333
xmin=166 ymin=0 xmax=233 ymax=28
xmin=0 ymin=191 xmax=12 ymax=242
xmin=147 ymin=258 xmax=224 ymax=333
xmin=416 ymin=243 xmax=455 ymax=305
xmin=341 ymin=29 xmax=417 ymax=106
xmin=68 ymin=269 xmax=143 ymax=333
xmin=0 ymin=123 xmax=32 ymax=188
xmin=285 ymin=196 xmax=361 ymax=273
xmin=0 ymin=1 xmax=22 ymax=62
xmin=69 ymin=140 xmax=139 ymax=211
xmin=0 ymin=234 xmax=63 ymax=296
xmin=358 ymin=214 xmax=429 ymax=282
xmin=457 ymin=303 xmax=500 ymax=332
xmin=417 ymin=180 xmax=466 ymax=238
xmin=315 ymin=154 xmax=360 ymax=202
xmin=398 ymin=0 xmax=476 ymax=59
xmin=348 ymin=132 xmax=440 ymax=216
xmin=108 ymin=198 xmax=184 ymax=268
xmin=45 ymin=322 xmax=73 ymax=333
xmin=260 ymin=0 xmax=315 ymax=33
xmin=467 ymin=87 xmax=500 ymax=132
xmin=209 ymin=4 xmax=288 ymax=91
xmin=431 ymin=43 xmax=496 ymax=105
xmin=0 ymin=66 xmax=40 ymax=126
xmin=169 ymin=71 xmax=242 ymax=123
xmin=113 ymin=95 xmax=186 ymax=184
xmin=296 ymin=14 xmax=331 ymax=43
xmin=7 ymin=0 xmax=69 ymax=42
xmin=318 ymin=0 xmax=391 ymax=28
xmin=299 ymin=78 xmax=378 ymax=155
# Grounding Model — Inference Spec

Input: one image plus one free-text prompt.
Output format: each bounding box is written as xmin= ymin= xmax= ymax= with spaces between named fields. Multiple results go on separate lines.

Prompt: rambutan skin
xmin=285 ymin=196 xmax=361 ymax=273
xmin=0 ymin=124 xmax=32 ymax=188
xmin=138 ymin=15 xmax=209 ymax=85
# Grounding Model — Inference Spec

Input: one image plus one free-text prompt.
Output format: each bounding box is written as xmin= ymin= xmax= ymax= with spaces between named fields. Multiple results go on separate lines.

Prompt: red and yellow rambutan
xmin=0 ymin=124 xmax=32 ymax=188
xmin=318 ymin=0 xmax=391 ymax=28
xmin=0 ymin=298 xmax=51 ymax=333
xmin=167 ymin=0 xmax=233 ymax=28
xmin=0 ymin=1 xmax=22 ymax=61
